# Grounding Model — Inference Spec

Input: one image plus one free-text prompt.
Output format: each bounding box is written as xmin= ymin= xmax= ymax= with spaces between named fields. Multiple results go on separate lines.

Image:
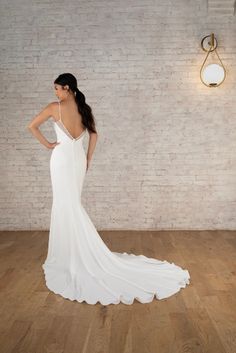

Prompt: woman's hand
xmin=47 ymin=141 xmax=60 ymax=149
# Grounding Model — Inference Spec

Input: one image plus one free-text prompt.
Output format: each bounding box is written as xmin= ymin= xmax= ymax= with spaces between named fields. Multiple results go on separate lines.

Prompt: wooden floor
xmin=0 ymin=230 xmax=235 ymax=353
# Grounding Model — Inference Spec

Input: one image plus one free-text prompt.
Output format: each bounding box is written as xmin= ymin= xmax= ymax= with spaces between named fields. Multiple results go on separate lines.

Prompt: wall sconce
xmin=200 ymin=33 xmax=226 ymax=87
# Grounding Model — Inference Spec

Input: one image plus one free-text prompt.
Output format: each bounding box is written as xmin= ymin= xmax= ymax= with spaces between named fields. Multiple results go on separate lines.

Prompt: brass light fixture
xmin=200 ymin=33 xmax=226 ymax=87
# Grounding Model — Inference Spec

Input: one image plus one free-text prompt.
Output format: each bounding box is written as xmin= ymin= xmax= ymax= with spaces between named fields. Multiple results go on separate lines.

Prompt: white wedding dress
xmin=42 ymin=101 xmax=190 ymax=305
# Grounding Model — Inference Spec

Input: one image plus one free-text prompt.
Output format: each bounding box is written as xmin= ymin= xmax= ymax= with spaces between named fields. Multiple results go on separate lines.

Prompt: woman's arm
xmin=86 ymin=132 xmax=98 ymax=171
xmin=87 ymin=132 xmax=98 ymax=161
xmin=27 ymin=102 xmax=57 ymax=149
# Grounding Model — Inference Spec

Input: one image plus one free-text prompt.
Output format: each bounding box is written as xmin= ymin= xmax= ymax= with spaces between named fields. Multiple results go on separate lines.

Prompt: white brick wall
xmin=1 ymin=0 xmax=236 ymax=230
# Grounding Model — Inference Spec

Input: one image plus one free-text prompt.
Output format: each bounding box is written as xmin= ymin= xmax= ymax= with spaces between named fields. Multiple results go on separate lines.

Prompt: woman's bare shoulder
xmin=49 ymin=101 xmax=60 ymax=122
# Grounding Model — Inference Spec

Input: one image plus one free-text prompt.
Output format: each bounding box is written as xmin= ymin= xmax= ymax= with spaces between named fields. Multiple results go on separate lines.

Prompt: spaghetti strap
xmin=58 ymin=101 xmax=62 ymax=122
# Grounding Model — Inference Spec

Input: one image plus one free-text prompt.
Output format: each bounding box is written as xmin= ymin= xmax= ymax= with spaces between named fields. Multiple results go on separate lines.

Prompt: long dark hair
xmin=54 ymin=73 xmax=97 ymax=134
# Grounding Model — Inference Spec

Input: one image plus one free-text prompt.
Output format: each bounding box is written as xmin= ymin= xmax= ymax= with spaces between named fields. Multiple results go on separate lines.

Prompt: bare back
xmin=53 ymin=100 xmax=86 ymax=140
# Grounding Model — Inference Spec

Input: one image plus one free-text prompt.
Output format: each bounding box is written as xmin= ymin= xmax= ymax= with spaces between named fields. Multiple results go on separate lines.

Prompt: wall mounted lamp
xmin=200 ymin=33 xmax=226 ymax=87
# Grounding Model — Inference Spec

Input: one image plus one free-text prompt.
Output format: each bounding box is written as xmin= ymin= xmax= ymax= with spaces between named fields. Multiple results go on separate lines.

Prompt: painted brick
xmin=0 ymin=0 xmax=236 ymax=230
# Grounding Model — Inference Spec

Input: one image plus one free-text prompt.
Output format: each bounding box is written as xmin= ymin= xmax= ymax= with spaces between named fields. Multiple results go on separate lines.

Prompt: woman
xmin=28 ymin=73 xmax=190 ymax=305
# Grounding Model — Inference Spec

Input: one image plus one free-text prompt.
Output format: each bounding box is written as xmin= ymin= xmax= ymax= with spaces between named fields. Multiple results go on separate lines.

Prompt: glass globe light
xmin=201 ymin=63 xmax=226 ymax=87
